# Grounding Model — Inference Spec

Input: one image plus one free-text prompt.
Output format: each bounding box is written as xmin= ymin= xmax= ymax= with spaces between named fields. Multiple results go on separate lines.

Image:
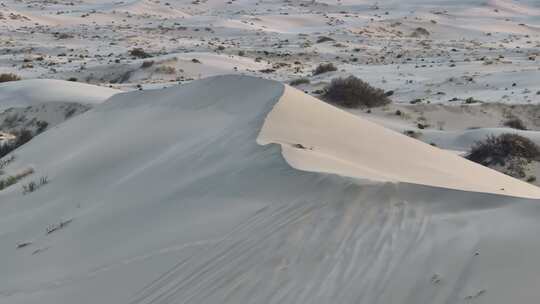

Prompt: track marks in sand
xmin=128 ymin=187 xmax=431 ymax=304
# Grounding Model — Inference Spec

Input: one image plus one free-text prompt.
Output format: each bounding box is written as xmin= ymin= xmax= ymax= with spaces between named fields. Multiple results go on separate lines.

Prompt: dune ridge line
xmin=257 ymin=84 xmax=540 ymax=199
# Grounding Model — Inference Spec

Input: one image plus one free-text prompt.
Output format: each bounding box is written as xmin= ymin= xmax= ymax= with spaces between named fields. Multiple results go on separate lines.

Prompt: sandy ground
xmin=2 ymin=0 xmax=540 ymax=303
xmin=0 ymin=76 xmax=540 ymax=304
xmin=0 ymin=0 xmax=538 ymax=100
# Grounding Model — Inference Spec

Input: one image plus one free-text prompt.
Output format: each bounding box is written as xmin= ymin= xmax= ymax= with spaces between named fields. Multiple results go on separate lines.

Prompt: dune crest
xmin=258 ymin=85 xmax=540 ymax=199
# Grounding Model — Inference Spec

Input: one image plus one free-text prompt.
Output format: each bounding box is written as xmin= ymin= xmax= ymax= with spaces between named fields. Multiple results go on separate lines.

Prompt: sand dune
xmin=1 ymin=76 xmax=540 ymax=304
xmin=258 ymin=84 xmax=540 ymax=198
xmin=0 ymin=79 xmax=120 ymax=110
xmin=1 ymin=0 xmax=540 ymax=301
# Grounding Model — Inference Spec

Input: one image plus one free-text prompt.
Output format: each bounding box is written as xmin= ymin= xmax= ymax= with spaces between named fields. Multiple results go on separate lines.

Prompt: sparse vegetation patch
xmin=0 ymin=168 xmax=34 ymax=191
xmin=22 ymin=176 xmax=49 ymax=194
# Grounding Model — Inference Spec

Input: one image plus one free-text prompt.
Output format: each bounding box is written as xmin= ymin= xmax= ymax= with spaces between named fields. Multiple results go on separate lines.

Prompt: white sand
xmin=0 ymin=79 xmax=120 ymax=110
xmin=258 ymin=84 xmax=540 ymax=198
xmin=0 ymin=76 xmax=540 ymax=304
xmin=1 ymin=0 xmax=540 ymax=302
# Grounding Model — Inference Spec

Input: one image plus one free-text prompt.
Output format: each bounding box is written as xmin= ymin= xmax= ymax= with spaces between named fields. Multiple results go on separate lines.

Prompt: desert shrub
xmin=57 ymin=33 xmax=73 ymax=39
xmin=503 ymin=117 xmax=527 ymax=130
xmin=129 ymin=48 xmax=151 ymax=59
xmin=0 ymin=73 xmax=21 ymax=83
xmin=36 ymin=121 xmax=49 ymax=133
xmin=404 ymin=130 xmax=421 ymax=138
xmin=410 ymin=27 xmax=430 ymax=37
xmin=289 ymin=77 xmax=310 ymax=86
xmin=15 ymin=129 xmax=33 ymax=146
xmin=313 ymin=63 xmax=337 ymax=75
xmin=322 ymin=76 xmax=392 ymax=108
xmin=505 ymin=157 xmax=529 ymax=178
xmin=464 ymin=97 xmax=480 ymax=104
xmin=316 ymin=36 xmax=335 ymax=43
xmin=466 ymin=133 xmax=540 ymax=166
xmin=0 ymin=145 xmax=13 ymax=161
xmin=64 ymin=107 xmax=77 ymax=119
xmin=141 ymin=60 xmax=154 ymax=68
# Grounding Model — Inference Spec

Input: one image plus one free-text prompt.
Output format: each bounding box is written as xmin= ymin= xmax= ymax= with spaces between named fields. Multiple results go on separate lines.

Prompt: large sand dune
xmin=1 ymin=75 xmax=540 ymax=304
